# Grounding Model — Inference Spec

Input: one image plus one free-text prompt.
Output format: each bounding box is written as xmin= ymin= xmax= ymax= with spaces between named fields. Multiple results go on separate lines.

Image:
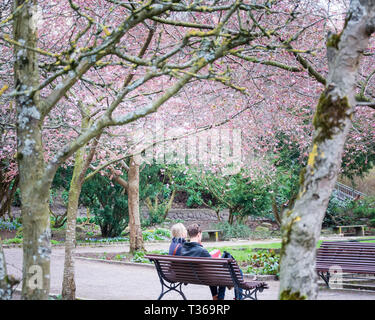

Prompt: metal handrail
xmin=334 ymin=182 xmax=366 ymax=202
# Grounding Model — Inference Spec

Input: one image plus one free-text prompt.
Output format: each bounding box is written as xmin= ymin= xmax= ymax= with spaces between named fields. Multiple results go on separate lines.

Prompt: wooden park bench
xmin=316 ymin=241 xmax=375 ymax=287
xmin=145 ymin=254 xmax=269 ymax=300
xmin=333 ymin=225 xmax=366 ymax=236
xmin=202 ymin=229 xmax=222 ymax=242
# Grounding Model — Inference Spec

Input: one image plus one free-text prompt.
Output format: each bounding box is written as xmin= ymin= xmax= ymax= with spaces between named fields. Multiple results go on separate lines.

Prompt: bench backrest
xmin=319 ymin=241 xmax=375 ymax=248
xmin=145 ymin=254 xmax=243 ymax=287
xmin=316 ymin=241 xmax=375 ymax=274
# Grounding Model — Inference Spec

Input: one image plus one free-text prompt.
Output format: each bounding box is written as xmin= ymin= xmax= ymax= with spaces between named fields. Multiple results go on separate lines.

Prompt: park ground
xmin=4 ymin=236 xmax=375 ymax=300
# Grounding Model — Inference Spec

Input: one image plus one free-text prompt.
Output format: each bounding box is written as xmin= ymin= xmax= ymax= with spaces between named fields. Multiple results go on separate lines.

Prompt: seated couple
xmin=168 ymin=223 xmax=243 ymax=300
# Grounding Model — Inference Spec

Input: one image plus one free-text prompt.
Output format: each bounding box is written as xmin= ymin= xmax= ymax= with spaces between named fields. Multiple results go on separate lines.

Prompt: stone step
xmin=318 ymin=276 xmax=375 ymax=291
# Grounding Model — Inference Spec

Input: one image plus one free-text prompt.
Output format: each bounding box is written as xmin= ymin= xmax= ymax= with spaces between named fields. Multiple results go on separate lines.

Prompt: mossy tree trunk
xmin=62 ymin=110 xmax=100 ymax=300
xmin=13 ymin=0 xmax=53 ymax=300
xmin=278 ymin=0 xmax=375 ymax=300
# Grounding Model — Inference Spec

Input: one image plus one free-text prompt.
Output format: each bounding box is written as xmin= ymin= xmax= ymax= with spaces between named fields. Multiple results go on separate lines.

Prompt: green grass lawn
xmin=205 ymin=237 xmax=375 ymax=263
xmin=145 ymin=237 xmax=375 ymax=276
xmin=148 ymin=237 xmax=375 ymax=264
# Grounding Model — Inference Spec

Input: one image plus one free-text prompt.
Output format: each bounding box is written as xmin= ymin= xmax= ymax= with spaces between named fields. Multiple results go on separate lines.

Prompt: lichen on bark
xmin=280 ymin=289 xmax=306 ymax=300
xmin=326 ymin=32 xmax=341 ymax=49
xmin=312 ymin=92 xmax=350 ymax=143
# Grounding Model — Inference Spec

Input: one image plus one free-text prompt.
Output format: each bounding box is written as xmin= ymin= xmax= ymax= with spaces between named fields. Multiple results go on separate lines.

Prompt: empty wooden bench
xmin=145 ymin=254 xmax=269 ymax=300
xmin=333 ymin=225 xmax=366 ymax=236
xmin=202 ymin=229 xmax=222 ymax=242
xmin=316 ymin=241 xmax=375 ymax=287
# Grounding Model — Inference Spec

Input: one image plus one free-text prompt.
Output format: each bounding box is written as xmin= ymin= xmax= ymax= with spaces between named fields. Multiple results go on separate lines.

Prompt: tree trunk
xmin=61 ymin=147 xmax=84 ymax=300
xmin=228 ymin=208 xmax=234 ymax=225
xmin=271 ymin=195 xmax=282 ymax=227
xmin=278 ymin=1 xmax=375 ymax=300
xmin=0 ymin=243 xmax=11 ymax=300
xmin=0 ymin=175 xmax=19 ymax=220
xmin=61 ymin=114 xmax=99 ymax=300
xmin=128 ymin=155 xmax=144 ymax=253
xmin=163 ymin=189 xmax=176 ymax=220
xmin=19 ymin=184 xmax=51 ymax=300
xmin=215 ymin=209 xmax=221 ymax=222
xmin=13 ymin=0 xmax=52 ymax=300
xmin=0 ymin=242 xmax=19 ymax=300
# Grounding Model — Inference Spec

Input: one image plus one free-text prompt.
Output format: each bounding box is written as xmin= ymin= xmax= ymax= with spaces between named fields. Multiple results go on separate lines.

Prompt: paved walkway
xmin=4 ymin=238 xmax=375 ymax=300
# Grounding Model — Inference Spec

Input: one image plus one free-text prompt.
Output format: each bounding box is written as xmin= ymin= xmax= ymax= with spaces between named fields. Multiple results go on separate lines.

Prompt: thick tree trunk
xmin=128 ymin=155 xmax=144 ymax=253
xmin=278 ymin=1 xmax=375 ymax=300
xmin=13 ymin=0 xmax=52 ymax=300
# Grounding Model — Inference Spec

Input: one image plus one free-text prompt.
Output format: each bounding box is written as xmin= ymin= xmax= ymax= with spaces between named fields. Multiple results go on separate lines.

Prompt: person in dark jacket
xmin=181 ymin=223 xmax=226 ymax=300
xmin=168 ymin=223 xmax=187 ymax=256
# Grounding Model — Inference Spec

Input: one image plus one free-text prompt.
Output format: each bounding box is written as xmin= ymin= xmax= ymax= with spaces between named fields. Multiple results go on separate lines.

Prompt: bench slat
xmin=316 ymin=241 xmax=375 ymax=281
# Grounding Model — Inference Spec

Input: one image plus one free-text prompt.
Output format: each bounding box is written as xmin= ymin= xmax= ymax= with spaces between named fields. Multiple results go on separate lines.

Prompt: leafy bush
xmin=323 ymin=194 xmax=375 ymax=227
xmin=212 ymin=221 xmax=252 ymax=240
xmin=3 ymin=237 xmax=22 ymax=244
xmin=246 ymin=250 xmax=280 ymax=276
xmin=250 ymin=228 xmax=279 ymax=240
xmin=131 ymin=251 xmax=149 ymax=263
xmin=154 ymin=228 xmax=171 ymax=238
xmin=323 ymin=190 xmax=351 ymax=227
xmin=173 ymin=166 xmax=271 ymax=224
xmin=76 ymin=217 xmax=95 ymax=224
xmin=142 ymin=205 xmax=167 ymax=227
xmin=80 ymin=171 xmax=128 ymax=238
xmin=351 ymin=196 xmax=375 ymax=218
xmin=140 ymin=163 xmax=178 ymax=227
xmin=114 ymin=254 xmax=127 ymax=260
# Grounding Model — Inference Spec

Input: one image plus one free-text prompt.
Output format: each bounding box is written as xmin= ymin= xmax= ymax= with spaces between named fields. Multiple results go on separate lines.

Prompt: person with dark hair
xmin=181 ymin=223 xmax=226 ymax=300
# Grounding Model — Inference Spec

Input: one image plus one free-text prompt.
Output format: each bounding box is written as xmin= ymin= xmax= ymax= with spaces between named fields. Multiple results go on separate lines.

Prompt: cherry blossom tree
xmin=1 ymin=0 xmax=318 ymax=300
xmin=278 ymin=0 xmax=375 ymax=300
xmin=1 ymin=0 xmax=374 ymax=301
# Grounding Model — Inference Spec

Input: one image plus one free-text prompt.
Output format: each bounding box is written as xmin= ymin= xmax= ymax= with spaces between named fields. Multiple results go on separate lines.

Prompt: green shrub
xmin=80 ymin=171 xmax=128 ymax=238
xmin=131 ymin=251 xmax=149 ymax=263
xmin=212 ymin=221 xmax=252 ymax=240
xmin=324 ymin=194 xmax=375 ymax=227
xmin=246 ymin=249 xmax=279 ymax=276
xmin=140 ymin=163 xmax=178 ymax=227
xmin=15 ymin=227 xmax=23 ymax=239
xmin=76 ymin=217 xmax=95 ymax=224
xmin=154 ymin=228 xmax=171 ymax=238
xmin=250 ymin=227 xmax=278 ymax=240
xmin=173 ymin=166 xmax=271 ymax=224
xmin=3 ymin=238 xmax=22 ymax=244
xmin=142 ymin=205 xmax=167 ymax=227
